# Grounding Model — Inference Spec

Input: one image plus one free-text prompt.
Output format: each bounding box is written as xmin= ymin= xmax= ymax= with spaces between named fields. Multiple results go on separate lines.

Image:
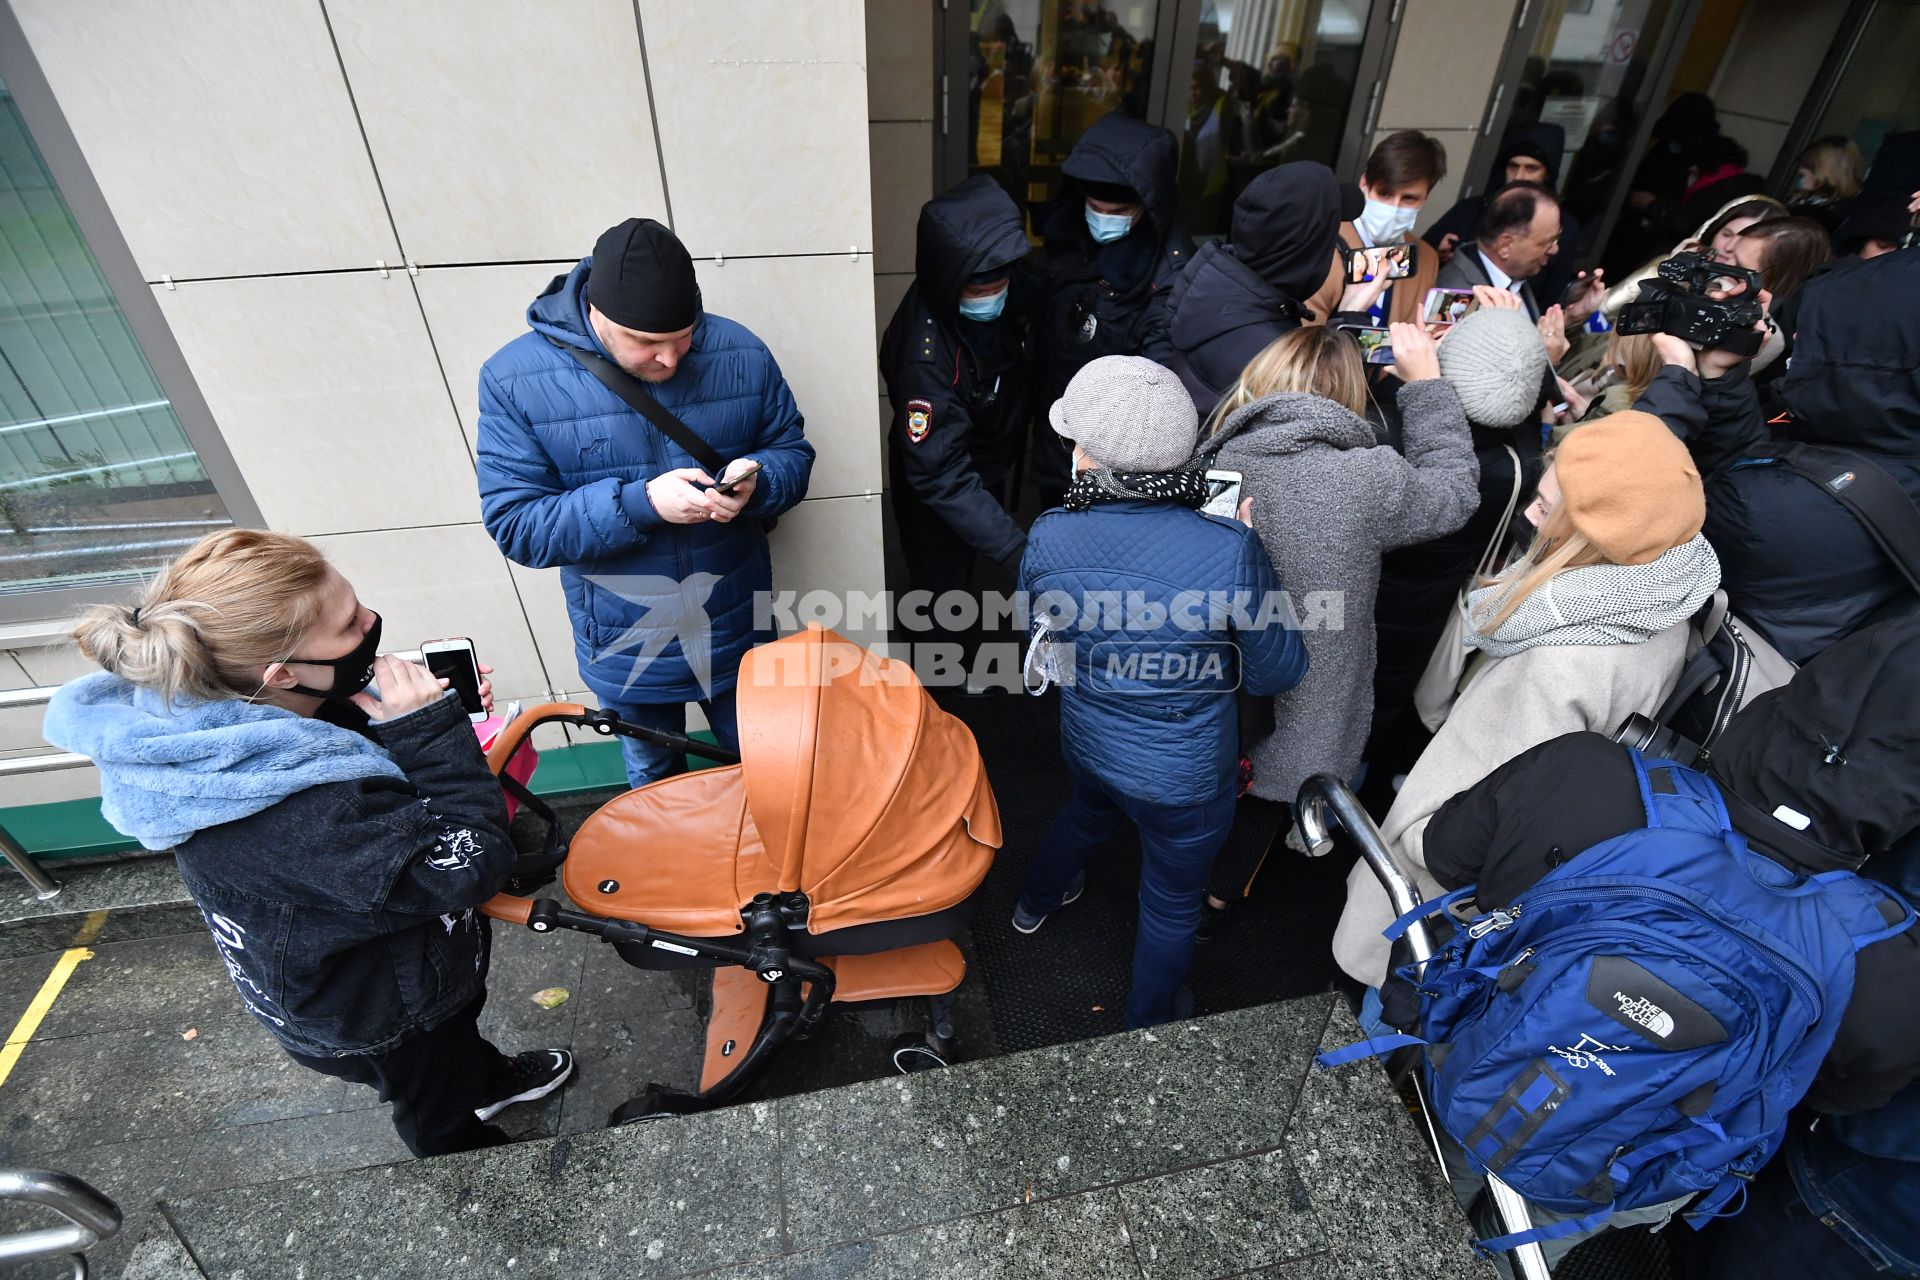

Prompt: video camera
xmin=1615 ymin=252 xmax=1766 ymax=357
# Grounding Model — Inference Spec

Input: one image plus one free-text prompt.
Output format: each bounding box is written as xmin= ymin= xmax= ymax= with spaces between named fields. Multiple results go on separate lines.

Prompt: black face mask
xmin=286 ymin=612 xmax=382 ymax=701
xmin=1510 ymin=512 xmax=1539 ymax=555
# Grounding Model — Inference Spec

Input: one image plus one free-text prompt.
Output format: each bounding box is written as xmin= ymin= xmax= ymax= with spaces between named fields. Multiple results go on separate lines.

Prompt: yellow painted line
xmin=71 ymin=909 xmax=108 ymax=947
xmin=0 ymin=945 xmax=96 ymax=1090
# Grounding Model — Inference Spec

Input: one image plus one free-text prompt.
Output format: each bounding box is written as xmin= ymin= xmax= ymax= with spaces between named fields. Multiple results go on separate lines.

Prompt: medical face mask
xmin=957 ymin=286 xmax=1009 ymax=322
xmin=1356 ymin=196 xmax=1419 ymax=247
xmin=1085 ymin=204 xmax=1136 ymax=243
xmin=286 ymin=612 xmax=383 ymax=701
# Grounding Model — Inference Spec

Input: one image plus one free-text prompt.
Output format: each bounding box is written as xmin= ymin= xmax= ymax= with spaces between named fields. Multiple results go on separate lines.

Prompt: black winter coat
xmin=1024 ymin=114 xmax=1194 ymax=402
xmin=1423 ymin=733 xmax=1920 ymax=1116
xmin=1155 ymin=161 xmax=1350 ymax=418
xmin=173 ymin=694 xmax=516 ymax=1057
xmin=1644 ymin=251 xmax=1920 ymax=661
xmin=880 ymin=175 xmax=1035 ymax=564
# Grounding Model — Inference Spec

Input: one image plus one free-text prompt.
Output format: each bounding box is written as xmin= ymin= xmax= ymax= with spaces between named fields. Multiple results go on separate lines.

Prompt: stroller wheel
xmin=889 ymin=1031 xmax=951 ymax=1074
xmin=608 ymin=1084 xmax=705 ymax=1126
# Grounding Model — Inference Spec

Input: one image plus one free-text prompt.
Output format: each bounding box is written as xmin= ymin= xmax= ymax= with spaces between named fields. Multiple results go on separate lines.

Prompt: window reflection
xmin=970 ymin=1 xmax=1162 ymax=232
xmin=1176 ymin=0 xmax=1374 ymax=237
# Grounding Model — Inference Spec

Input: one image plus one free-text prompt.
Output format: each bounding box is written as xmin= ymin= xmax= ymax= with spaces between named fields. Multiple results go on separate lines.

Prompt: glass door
xmin=1467 ymin=0 xmax=1701 ymax=269
xmin=953 ymin=1 xmax=1168 ymax=232
xmin=1776 ymin=0 xmax=1920 ymax=193
xmin=1169 ymin=0 xmax=1394 ymax=238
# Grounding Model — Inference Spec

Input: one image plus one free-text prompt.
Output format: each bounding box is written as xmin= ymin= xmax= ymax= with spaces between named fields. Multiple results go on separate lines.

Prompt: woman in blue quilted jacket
xmin=1012 ymin=356 xmax=1309 ymax=1027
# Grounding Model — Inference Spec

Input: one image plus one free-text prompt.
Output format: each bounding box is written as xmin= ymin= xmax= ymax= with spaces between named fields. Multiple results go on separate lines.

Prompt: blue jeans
xmin=1019 ymin=764 xmax=1236 ymax=1028
xmin=599 ymin=689 xmax=740 ymax=788
xmin=1669 ymin=1132 xmax=1918 ymax=1279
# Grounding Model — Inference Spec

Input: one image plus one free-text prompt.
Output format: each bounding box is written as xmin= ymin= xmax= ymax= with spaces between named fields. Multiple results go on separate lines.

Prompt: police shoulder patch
xmin=905 ymin=398 xmax=933 ymax=444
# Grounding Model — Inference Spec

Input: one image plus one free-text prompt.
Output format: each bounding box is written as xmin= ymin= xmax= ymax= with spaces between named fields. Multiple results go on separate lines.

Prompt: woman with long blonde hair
xmin=43 ymin=529 xmax=573 ymax=1156
xmin=1332 ymin=410 xmax=1720 ymax=988
xmin=1199 ymin=321 xmax=1477 ymax=930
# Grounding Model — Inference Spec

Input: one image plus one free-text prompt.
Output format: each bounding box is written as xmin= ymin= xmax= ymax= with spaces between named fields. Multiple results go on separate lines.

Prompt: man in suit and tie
xmin=1436 ymin=181 xmax=1565 ymax=319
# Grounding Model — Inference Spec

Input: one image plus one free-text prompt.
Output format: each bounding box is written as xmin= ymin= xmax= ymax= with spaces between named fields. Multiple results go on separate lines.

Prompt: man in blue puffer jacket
xmin=477 ymin=218 xmax=814 ymax=784
xmin=1013 ymin=356 xmax=1308 ymax=1027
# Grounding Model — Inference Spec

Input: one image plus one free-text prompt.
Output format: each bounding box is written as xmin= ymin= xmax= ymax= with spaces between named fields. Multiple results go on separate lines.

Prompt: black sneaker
xmin=1010 ymin=872 xmax=1086 ymax=935
xmin=475 ymin=1049 xmax=574 ymax=1121
xmin=1194 ymin=898 xmax=1232 ymax=947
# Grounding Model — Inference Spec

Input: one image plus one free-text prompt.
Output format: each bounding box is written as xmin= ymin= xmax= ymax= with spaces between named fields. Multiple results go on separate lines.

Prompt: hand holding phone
xmin=1337 ymin=323 xmax=1396 ymax=366
xmin=714 ymin=458 xmax=762 ymax=497
xmin=1201 ymin=469 xmax=1243 ymax=519
xmin=421 ymin=638 xmax=487 ymax=722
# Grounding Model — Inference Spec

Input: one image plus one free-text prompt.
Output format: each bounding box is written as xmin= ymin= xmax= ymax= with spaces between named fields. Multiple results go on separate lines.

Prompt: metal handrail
xmin=0 ymin=1168 xmax=122 ymax=1278
xmin=1296 ymin=774 xmax=1555 ymax=1280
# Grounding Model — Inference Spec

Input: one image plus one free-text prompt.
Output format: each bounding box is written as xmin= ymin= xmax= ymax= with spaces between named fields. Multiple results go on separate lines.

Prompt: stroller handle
xmin=485 ymin=702 xmax=743 ymax=780
xmin=1294 ymin=774 xmax=1434 ymax=970
xmin=1294 ymin=774 xmax=1552 ymax=1280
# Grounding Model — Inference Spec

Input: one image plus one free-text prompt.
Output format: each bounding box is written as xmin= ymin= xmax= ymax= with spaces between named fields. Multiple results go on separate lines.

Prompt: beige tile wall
xmin=3 ymin=0 xmax=882 ymax=809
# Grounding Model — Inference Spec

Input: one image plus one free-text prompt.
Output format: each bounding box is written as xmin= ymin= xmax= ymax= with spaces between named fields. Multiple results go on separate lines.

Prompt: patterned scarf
xmin=1467 ymin=535 xmax=1721 ymax=657
xmin=1063 ymin=465 xmax=1210 ymax=511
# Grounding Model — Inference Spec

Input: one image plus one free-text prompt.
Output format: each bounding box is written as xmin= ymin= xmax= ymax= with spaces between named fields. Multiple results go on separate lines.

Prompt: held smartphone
xmin=1421 ymin=286 xmax=1480 ymax=327
xmin=1201 ymin=469 xmax=1243 ymax=519
xmin=1343 ymin=242 xmax=1417 ymax=285
xmin=713 ymin=459 xmax=763 ymax=496
xmin=421 ymin=638 xmax=487 ymax=722
xmin=1338 ymin=324 xmax=1396 ymax=366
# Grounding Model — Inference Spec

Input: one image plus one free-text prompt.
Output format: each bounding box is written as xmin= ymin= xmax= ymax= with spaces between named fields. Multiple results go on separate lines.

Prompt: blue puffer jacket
xmin=476 ymin=260 xmax=815 ymax=704
xmin=1022 ymin=500 xmax=1309 ymax=806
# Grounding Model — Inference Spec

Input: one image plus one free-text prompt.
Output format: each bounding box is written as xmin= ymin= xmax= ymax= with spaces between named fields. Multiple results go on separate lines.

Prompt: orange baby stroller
xmin=477 ymin=624 xmax=1002 ymax=1122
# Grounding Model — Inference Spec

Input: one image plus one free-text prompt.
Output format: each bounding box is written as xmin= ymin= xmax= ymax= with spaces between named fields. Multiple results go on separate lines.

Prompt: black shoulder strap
xmin=1775 ymin=442 xmax=1920 ymax=596
xmin=545 ymin=336 xmax=727 ymax=475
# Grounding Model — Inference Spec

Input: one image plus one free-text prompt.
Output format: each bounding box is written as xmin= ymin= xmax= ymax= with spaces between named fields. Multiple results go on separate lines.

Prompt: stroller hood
xmin=564 ymin=625 xmax=1001 ymax=937
xmin=737 ymin=625 xmax=1001 ymax=931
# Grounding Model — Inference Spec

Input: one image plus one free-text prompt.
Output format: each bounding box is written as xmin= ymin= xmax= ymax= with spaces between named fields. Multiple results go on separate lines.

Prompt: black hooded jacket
xmin=880 ymin=175 xmax=1034 ymax=564
xmin=1154 ymin=162 xmax=1348 ymax=418
xmin=1024 ymin=115 xmax=1195 ymax=397
xmin=1671 ymin=247 xmax=1920 ymax=661
xmin=1421 ymin=614 xmax=1920 ymax=1116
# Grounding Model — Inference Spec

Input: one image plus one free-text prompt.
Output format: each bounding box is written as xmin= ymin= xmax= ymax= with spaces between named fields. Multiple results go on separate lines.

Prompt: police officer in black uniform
xmin=1022 ymin=114 xmax=1195 ymax=507
xmin=880 ymin=175 xmax=1033 ymax=601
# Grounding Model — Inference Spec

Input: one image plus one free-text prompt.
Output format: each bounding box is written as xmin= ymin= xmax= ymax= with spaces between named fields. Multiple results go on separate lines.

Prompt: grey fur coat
xmin=1211 ymin=380 xmax=1478 ymax=802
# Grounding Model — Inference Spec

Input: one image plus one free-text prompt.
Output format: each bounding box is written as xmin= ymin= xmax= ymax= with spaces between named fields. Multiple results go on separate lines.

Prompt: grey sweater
xmin=1213 ymin=380 xmax=1478 ymax=802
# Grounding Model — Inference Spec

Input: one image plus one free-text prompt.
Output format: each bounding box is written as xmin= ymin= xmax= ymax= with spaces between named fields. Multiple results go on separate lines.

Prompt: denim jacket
xmin=172 ymin=695 xmax=517 ymax=1057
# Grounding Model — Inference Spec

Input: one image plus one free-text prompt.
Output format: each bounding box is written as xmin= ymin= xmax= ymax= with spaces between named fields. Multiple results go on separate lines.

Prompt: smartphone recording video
xmin=421 ymin=639 xmax=486 ymax=722
xmin=1345 ymin=243 xmax=1416 ymax=285
xmin=1421 ymin=286 xmax=1480 ymax=327
xmin=1340 ymin=325 xmax=1396 ymax=366
xmin=1201 ymin=469 xmax=1243 ymax=519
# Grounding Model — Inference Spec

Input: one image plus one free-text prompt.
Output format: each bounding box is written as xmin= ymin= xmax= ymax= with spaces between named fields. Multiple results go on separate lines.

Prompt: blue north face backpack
xmin=1320 ymin=750 xmax=1915 ymax=1252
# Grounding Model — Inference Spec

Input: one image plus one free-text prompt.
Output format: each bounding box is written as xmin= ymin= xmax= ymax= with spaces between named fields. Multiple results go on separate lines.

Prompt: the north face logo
xmin=1614 ymin=991 xmax=1675 ymax=1039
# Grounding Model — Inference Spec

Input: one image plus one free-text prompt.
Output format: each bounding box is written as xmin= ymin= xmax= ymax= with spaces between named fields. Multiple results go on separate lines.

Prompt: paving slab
xmin=163 ymin=1100 xmax=787 ymax=1280
xmin=1290 ymin=1002 xmax=1498 ymax=1280
xmin=1116 ymin=1148 xmax=1324 ymax=1278
xmin=0 ymin=856 xmax=199 ymax=960
xmin=775 ymin=995 xmax=1332 ymax=1247
xmin=0 ymin=1015 xmax=350 ymax=1158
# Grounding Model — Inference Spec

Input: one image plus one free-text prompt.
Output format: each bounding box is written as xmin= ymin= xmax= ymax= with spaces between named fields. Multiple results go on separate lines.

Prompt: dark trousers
xmin=1668 ymin=1141 xmax=1919 ymax=1279
xmin=288 ymin=991 xmax=513 ymax=1158
xmin=1206 ymin=793 xmax=1291 ymax=902
xmin=1019 ymin=763 xmax=1237 ymax=1028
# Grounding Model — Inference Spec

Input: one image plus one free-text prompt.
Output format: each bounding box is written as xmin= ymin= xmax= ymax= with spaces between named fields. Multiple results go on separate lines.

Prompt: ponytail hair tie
xmin=128 ymin=606 xmax=142 ymax=627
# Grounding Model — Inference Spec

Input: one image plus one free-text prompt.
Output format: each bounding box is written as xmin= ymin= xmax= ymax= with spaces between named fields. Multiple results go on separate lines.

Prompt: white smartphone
xmin=1202 ymin=469 xmax=1244 ymax=519
xmin=421 ymin=637 xmax=487 ymax=722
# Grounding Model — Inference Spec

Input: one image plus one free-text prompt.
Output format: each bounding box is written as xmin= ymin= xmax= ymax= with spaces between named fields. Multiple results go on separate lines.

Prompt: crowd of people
xmin=29 ymin=97 xmax=1920 ymax=1275
xmin=882 ymin=116 xmax=1920 ymax=1276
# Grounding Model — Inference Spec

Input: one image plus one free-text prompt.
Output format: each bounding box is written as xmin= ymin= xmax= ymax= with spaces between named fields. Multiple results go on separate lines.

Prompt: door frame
xmin=1766 ymin=0 xmax=1908 ymax=192
xmin=937 ymin=0 xmax=1407 ymax=194
xmin=1460 ymin=0 xmax=1704 ymax=265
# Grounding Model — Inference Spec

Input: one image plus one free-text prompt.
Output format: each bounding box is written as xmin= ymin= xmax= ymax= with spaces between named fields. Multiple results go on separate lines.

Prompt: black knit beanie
xmin=588 ymin=217 xmax=699 ymax=333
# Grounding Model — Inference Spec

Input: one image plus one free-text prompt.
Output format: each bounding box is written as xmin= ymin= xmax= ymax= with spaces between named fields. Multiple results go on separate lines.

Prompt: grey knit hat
xmin=1049 ymin=355 xmax=1198 ymax=472
xmin=1437 ymin=308 xmax=1548 ymax=428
